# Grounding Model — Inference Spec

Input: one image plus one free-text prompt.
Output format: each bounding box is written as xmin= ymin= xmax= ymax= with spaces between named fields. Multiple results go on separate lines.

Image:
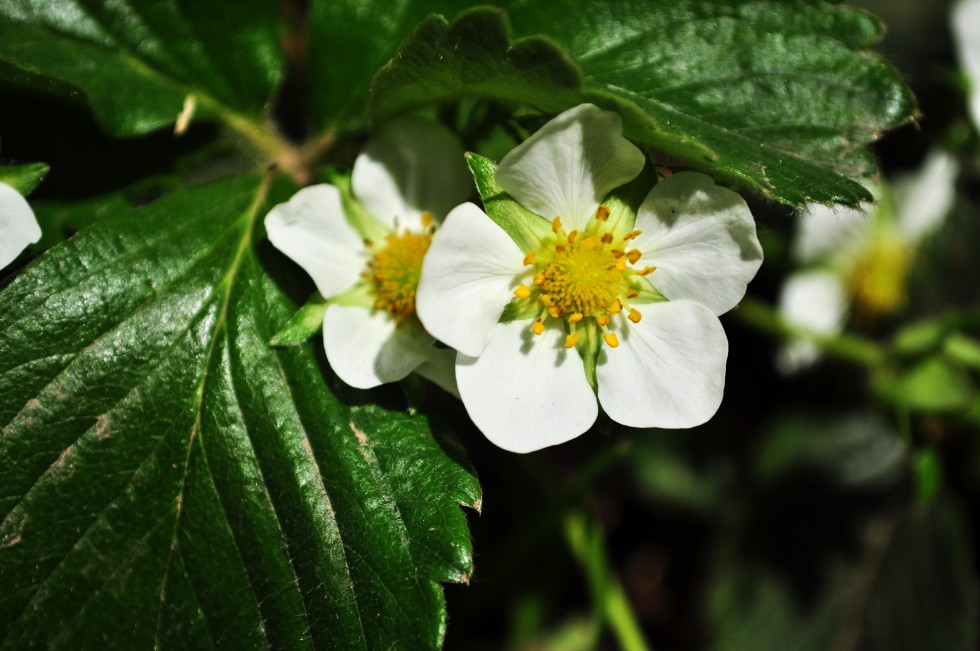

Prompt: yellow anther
xmin=565 ymin=333 xmax=579 ymax=349
xmin=514 ymin=283 xmax=531 ymax=299
xmin=604 ymin=332 xmax=620 ymax=348
xmin=532 ymin=319 xmax=545 ymax=335
xmin=611 ymin=249 xmax=625 ymax=258
xmin=552 ymin=216 xmax=562 ymax=233
xmin=556 ymin=244 xmax=566 ymax=253
xmin=597 ymin=315 xmax=610 ymax=327
xmin=567 ymin=312 xmax=584 ymax=323
xmin=595 ymin=205 xmax=610 ymax=222
xmin=523 ymin=251 xmax=537 ymax=266
xmin=549 ymin=306 xmax=563 ymax=318
xmin=601 ymin=233 xmax=614 ymax=244
xmin=628 ymin=308 xmax=642 ymax=324
xmin=626 ymin=289 xmax=639 ymax=299
xmin=567 ymin=230 xmax=578 ymax=243
xmin=614 ymin=258 xmax=627 ymax=271
xmin=421 ymin=211 xmax=434 ymax=227
xmin=637 ymin=266 xmax=656 ymax=276
xmin=534 ymin=272 xmax=546 ymax=286
xmin=626 ymin=249 xmax=642 ymax=264
xmin=624 ymin=230 xmax=642 ymax=241
xmin=609 ymin=299 xmax=623 ymax=314
xmin=541 ymin=294 xmax=554 ymax=307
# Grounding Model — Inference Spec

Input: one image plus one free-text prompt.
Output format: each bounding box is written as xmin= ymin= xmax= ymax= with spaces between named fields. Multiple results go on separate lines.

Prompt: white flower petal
xmin=416 ymin=202 xmax=525 ymax=357
xmin=414 ymin=345 xmax=460 ymax=398
xmin=775 ymin=270 xmax=848 ymax=374
xmin=0 ymin=181 xmax=41 ymax=270
xmin=352 ymin=116 xmax=470 ymax=231
xmin=632 ymin=172 xmax=763 ymax=316
xmin=265 ymin=184 xmax=365 ymax=298
xmin=953 ymin=0 xmax=980 ymax=131
xmin=894 ymin=149 xmax=958 ymax=243
xmin=597 ymin=301 xmax=727 ymax=429
xmin=323 ymin=305 xmax=426 ymax=389
xmin=793 ymin=193 xmax=873 ymax=264
xmin=456 ymin=320 xmax=598 ymax=453
xmin=495 ymin=104 xmax=645 ymax=231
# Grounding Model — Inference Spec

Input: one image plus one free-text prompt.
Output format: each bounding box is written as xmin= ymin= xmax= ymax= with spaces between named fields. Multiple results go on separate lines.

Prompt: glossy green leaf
xmin=374 ymin=1 xmax=915 ymax=206
xmin=0 ymin=163 xmax=48 ymax=196
xmin=308 ymin=0 xmax=476 ymax=128
xmin=370 ymin=9 xmax=584 ymax=124
xmin=0 ymin=1 xmax=285 ymax=136
xmin=0 ymin=175 xmax=479 ymax=648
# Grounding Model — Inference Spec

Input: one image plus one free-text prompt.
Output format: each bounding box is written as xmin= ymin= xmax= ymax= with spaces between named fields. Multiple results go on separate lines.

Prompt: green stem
xmin=735 ymin=296 xmax=883 ymax=367
xmin=564 ymin=511 xmax=653 ymax=651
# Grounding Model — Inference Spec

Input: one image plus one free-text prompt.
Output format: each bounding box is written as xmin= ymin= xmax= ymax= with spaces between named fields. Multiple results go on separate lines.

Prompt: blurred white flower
xmin=264 ymin=117 xmax=470 ymax=392
xmin=952 ymin=0 xmax=980 ymax=130
xmin=0 ymin=181 xmax=41 ymax=270
xmin=777 ymin=150 xmax=958 ymax=373
xmin=417 ymin=104 xmax=763 ymax=452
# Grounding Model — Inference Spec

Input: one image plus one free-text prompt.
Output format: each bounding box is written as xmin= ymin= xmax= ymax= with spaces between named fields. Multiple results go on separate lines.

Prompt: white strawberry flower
xmin=0 ymin=181 xmax=41 ymax=270
xmin=953 ymin=0 xmax=980 ymax=131
xmin=416 ymin=104 xmax=763 ymax=452
xmin=264 ymin=117 xmax=470 ymax=392
xmin=777 ymin=149 xmax=958 ymax=373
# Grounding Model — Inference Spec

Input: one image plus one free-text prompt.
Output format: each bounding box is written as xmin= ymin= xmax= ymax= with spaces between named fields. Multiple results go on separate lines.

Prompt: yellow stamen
xmin=568 ymin=230 xmax=578 ymax=243
xmin=637 ymin=266 xmax=656 ymax=276
xmin=604 ymin=332 xmax=619 ymax=348
xmin=565 ymin=333 xmax=579 ymax=349
xmin=549 ymin=306 xmax=563 ymax=318
xmin=595 ymin=205 xmax=610 ymax=222
xmin=624 ymin=230 xmax=642 ymax=241
xmin=369 ymin=231 xmax=432 ymax=319
xmin=601 ymin=233 xmax=614 ymax=244
xmin=614 ymin=258 xmax=627 ymax=271
xmin=552 ymin=216 xmax=562 ymax=233
xmin=514 ymin=284 xmax=531 ymax=299
xmin=626 ymin=289 xmax=639 ymax=299
xmin=597 ymin=315 xmax=610 ymax=327
xmin=523 ymin=251 xmax=537 ymax=266
xmin=532 ymin=319 xmax=545 ymax=335
xmin=626 ymin=249 xmax=642 ymax=264
xmin=611 ymin=249 xmax=625 ymax=258
xmin=534 ymin=272 xmax=546 ymax=286
xmin=609 ymin=299 xmax=622 ymax=314
xmin=541 ymin=294 xmax=554 ymax=307
xmin=628 ymin=308 xmax=642 ymax=324
xmin=421 ymin=211 xmax=434 ymax=227
xmin=567 ymin=312 xmax=584 ymax=323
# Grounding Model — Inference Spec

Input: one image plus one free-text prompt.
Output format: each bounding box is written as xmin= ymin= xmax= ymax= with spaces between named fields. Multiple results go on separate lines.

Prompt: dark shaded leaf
xmin=0 ymin=175 xmax=479 ymax=648
xmin=0 ymin=1 xmax=284 ymax=135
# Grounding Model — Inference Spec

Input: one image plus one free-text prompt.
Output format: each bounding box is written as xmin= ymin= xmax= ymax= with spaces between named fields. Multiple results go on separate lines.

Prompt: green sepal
xmin=466 ymin=152 xmax=552 ymax=252
xmin=0 ymin=163 xmax=48 ymax=195
xmin=323 ymin=168 xmax=389 ymax=242
xmin=270 ymin=293 xmax=329 ymax=347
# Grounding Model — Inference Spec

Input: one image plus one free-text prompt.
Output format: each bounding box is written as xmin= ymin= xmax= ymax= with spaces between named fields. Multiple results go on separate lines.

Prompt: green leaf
xmin=308 ymin=0 xmax=477 ymax=128
xmin=877 ymin=357 xmax=977 ymax=413
xmin=375 ymin=1 xmax=914 ymax=206
xmin=0 ymin=175 xmax=479 ymax=648
xmin=0 ymin=1 xmax=285 ymax=136
xmin=0 ymin=163 xmax=48 ymax=195
xmin=370 ymin=8 xmax=585 ymax=124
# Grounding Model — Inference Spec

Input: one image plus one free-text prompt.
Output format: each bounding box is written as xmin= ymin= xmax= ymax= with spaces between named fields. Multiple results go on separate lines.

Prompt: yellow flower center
xmin=512 ymin=206 xmax=655 ymax=349
xmin=368 ymin=230 xmax=432 ymax=320
xmin=847 ymin=236 xmax=910 ymax=318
